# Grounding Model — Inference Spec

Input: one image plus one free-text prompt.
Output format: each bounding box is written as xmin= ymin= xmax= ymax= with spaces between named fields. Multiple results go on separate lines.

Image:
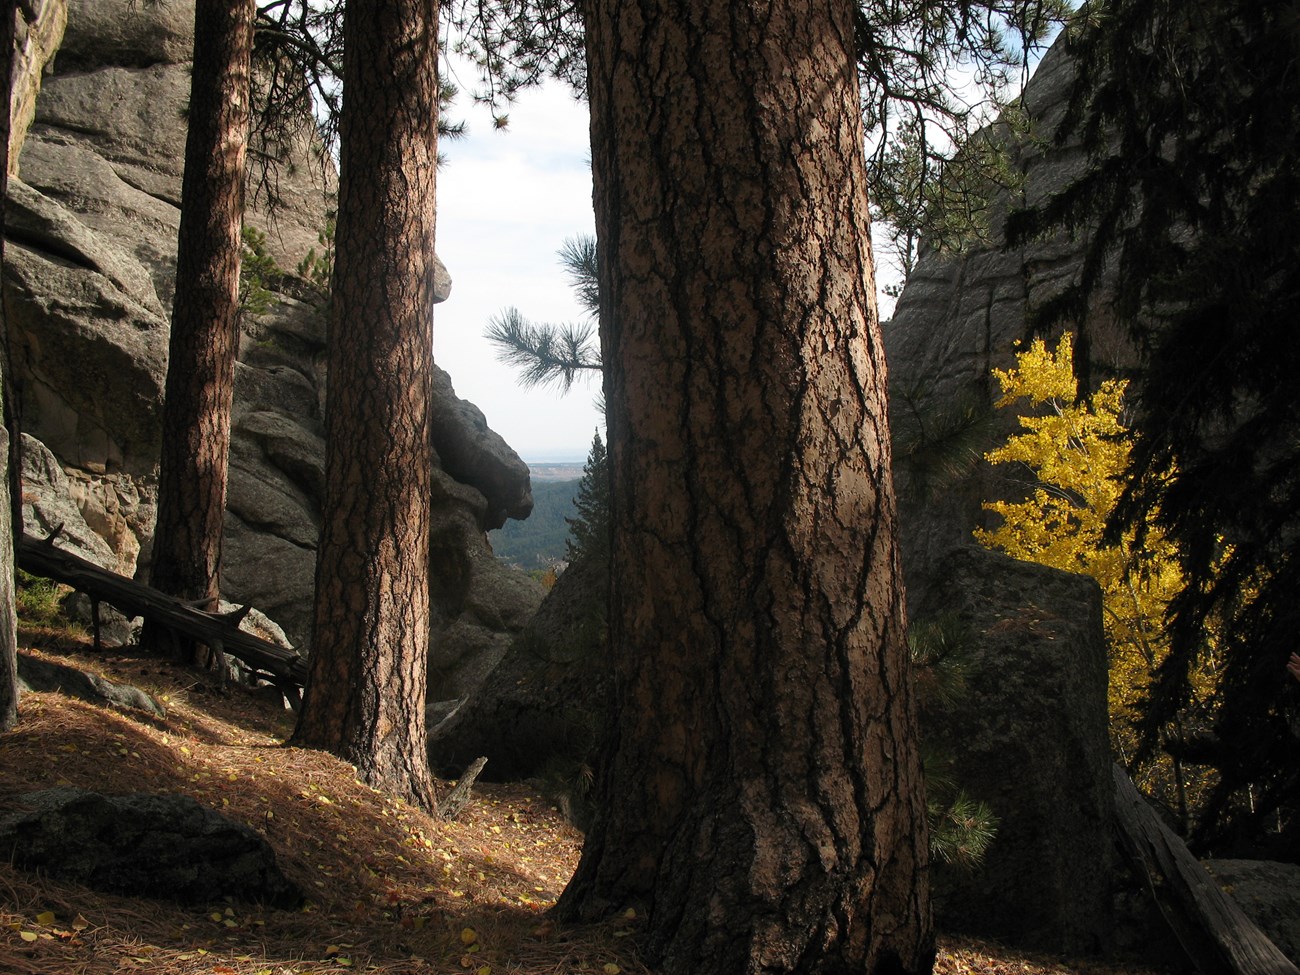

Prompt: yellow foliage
xmin=974 ymin=335 xmax=1215 ymax=773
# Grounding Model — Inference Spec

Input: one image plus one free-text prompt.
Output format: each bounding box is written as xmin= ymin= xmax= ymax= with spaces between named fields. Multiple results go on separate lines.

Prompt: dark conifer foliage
xmin=449 ymin=1 xmax=1072 ymax=278
xmin=1007 ymin=0 xmax=1300 ymax=854
xmin=564 ymin=432 xmax=608 ymax=566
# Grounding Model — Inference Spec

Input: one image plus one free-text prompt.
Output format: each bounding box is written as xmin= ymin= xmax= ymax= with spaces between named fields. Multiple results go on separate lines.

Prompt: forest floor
xmin=1 ymin=632 xmax=1170 ymax=975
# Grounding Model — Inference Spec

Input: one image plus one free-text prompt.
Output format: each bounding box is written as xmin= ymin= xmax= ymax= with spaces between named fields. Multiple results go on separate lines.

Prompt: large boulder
xmin=21 ymin=434 xmax=122 ymax=570
xmin=426 ymin=465 xmax=546 ymax=700
xmin=920 ymin=546 xmax=1113 ymax=955
xmin=1202 ymin=860 xmax=1300 ymax=964
xmin=0 ymin=787 xmax=301 ymax=907
xmin=17 ymin=652 xmax=164 ymax=716
xmin=431 ymin=366 xmax=533 ymax=530
xmin=7 ymin=0 xmax=66 ymax=174
xmin=429 ymin=550 xmax=607 ymax=802
xmin=4 ymin=179 xmax=168 ymax=478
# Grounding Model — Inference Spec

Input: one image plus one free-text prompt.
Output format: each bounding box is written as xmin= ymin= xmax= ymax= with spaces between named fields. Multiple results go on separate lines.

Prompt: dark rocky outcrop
xmin=16 ymin=651 xmax=165 ymax=716
xmin=0 ymin=787 xmax=302 ymax=907
xmin=6 ymin=0 xmax=66 ymax=175
xmin=430 ymin=552 xmax=607 ymax=789
xmin=4 ymin=0 xmax=539 ymax=696
xmin=920 ymin=547 xmax=1113 ymax=955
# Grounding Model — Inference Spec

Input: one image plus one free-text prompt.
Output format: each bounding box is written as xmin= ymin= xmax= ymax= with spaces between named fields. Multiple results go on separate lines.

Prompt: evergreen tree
xmin=1006 ymin=0 xmax=1300 ymax=853
xmin=145 ymin=0 xmax=255 ymax=666
xmin=555 ymin=3 xmax=932 ymax=971
xmin=291 ymin=0 xmax=442 ymax=813
xmin=564 ymin=430 xmax=608 ymax=564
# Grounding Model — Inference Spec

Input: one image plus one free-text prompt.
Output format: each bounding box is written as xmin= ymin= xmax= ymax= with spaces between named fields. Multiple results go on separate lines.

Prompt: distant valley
xmin=488 ymin=465 xmax=584 ymax=569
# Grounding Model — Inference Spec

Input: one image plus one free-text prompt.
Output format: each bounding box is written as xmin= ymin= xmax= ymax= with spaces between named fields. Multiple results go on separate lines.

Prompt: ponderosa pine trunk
xmin=556 ymin=2 xmax=934 ymax=973
xmin=290 ymin=0 xmax=440 ymax=813
xmin=0 ymin=0 xmax=21 ymax=732
xmin=145 ymin=0 xmax=253 ymax=663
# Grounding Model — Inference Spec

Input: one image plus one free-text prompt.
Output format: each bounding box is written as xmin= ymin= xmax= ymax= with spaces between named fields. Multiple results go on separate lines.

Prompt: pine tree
xmin=145 ymin=0 xmax=254 ymax=666
xmin=556 ymin=3 xmax=932 ymax=971
xmin=291 ymin=0 xmax=442 ymax=813
xmin=564 ymin=430 xmax=608 ymax=565
xmin=484 ymin=235 xmax=601 ymax=393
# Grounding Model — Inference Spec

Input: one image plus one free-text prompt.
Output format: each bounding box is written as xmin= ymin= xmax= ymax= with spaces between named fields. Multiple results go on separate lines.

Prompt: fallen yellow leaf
xmin=460 ymin=927 xmax=478 ymax=945
xmin=19 ymin=931 xmax=38 ymax=942
xmin=35 ymin=911 xmax=55 ymax=926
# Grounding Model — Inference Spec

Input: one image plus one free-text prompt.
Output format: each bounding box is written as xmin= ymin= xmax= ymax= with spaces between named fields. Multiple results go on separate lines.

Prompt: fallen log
xmin=1112 ymin=764 xmax=1299 ymax=975
xmin=16 ymin=532 xmax=308 ymax=709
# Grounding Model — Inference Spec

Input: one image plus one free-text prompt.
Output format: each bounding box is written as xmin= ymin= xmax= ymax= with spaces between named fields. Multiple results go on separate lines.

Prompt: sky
xmin=433 ymin=78 xmax=601 ymax=465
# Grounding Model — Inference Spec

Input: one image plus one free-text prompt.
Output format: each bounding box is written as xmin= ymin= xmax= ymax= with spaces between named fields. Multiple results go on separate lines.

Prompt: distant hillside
xmin=489 ymin=478 xmax=580 ymax=568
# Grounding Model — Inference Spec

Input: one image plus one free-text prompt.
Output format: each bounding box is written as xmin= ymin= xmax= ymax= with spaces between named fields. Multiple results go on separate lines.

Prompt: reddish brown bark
xmin=557 ymin=2 xmax=934 ymax=973
xmin=146 ymin=0 xmax=254 ymax=663
xmin=290 ymin=0 xmax=440 ymax=814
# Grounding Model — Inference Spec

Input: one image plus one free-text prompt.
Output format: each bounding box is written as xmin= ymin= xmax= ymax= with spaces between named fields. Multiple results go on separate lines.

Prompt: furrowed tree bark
xmin=557 ymin=2 xmax=934 ymax=973
xmin=0 ymin=0 xmax=21 ymax=732
xmin=145 ymin=0 xmax=254 ymax=664
xmin=290 ymin=0 xmax=440 ymax=813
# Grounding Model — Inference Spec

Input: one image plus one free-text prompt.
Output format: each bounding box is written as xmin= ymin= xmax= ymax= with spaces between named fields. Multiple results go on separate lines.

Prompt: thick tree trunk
xmin=558 ymin=2 xmax=934 ymax=973
xmin=290 ymin=0 xmax=440 ymax=814
xmin=1 ymin=0 xmax=22 ymax=733
xmin=145 ymin=0 xmax=254 ymax=664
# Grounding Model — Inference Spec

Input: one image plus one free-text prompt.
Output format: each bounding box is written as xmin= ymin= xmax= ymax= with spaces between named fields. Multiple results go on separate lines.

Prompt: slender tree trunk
xmin=145 ymin=0 xmax=253 ymax=664
xmin=557 ymin=2 xmax=933 ymax=973
xmin=290 ymin=0 xmax=440 ymax=814
xmin=0 ymin=0 xmax=21 ymax=732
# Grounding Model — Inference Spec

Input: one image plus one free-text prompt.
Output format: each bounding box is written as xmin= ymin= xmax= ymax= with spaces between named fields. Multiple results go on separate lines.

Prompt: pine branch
xmin=485 ymin=308 xmax=601 ymax=393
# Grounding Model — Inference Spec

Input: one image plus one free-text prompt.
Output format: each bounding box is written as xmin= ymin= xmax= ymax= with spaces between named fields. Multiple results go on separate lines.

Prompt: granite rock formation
xmin=0 ymin=787 xmax=302 ymax=907
xmin=4 ymin=0 xmax=539 ymax=696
